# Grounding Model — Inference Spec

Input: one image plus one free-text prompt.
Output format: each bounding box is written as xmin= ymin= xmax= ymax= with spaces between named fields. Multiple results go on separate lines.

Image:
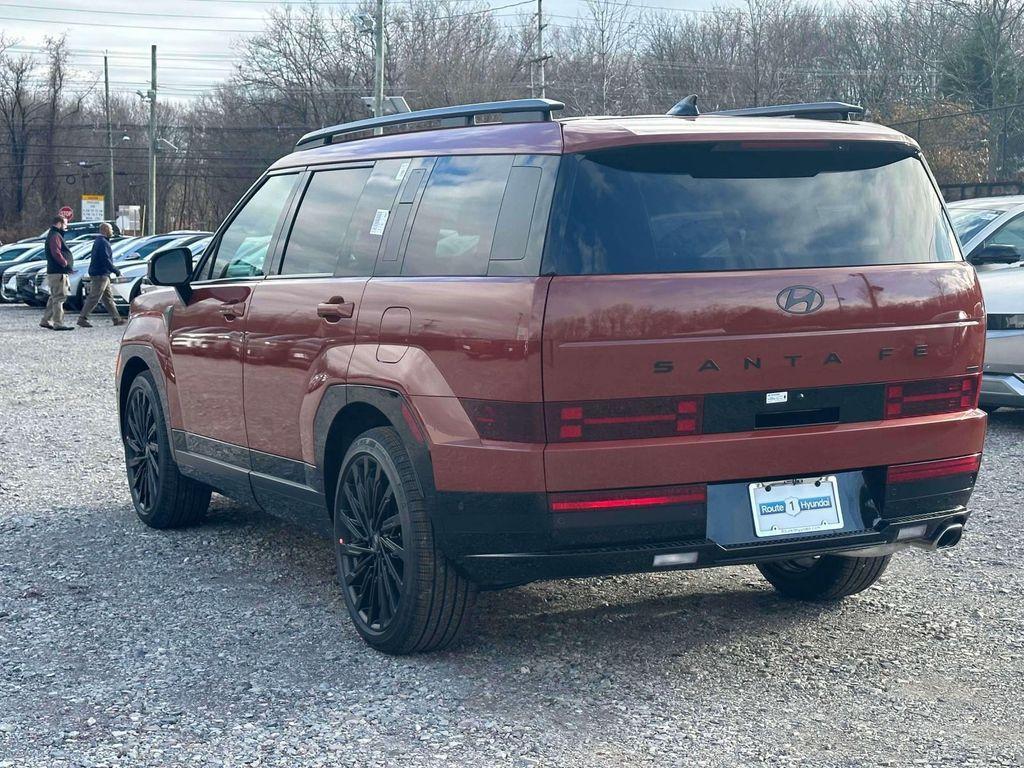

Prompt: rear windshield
xmin=544 ymin=144 xmax=960 ymax=275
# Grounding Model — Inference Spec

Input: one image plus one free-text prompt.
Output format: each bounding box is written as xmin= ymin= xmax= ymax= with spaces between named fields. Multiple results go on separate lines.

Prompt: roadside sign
xmin=58 ymin=206 xmax=74 ymax=221
xmin=81 ymin=195 xmax=105 ymax=222
xmin=116 ymin=205 xmax=142 ymax=234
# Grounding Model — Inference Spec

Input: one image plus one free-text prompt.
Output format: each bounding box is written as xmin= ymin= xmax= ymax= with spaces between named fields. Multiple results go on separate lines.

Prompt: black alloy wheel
xmin=124 ymin=384 xmax=160 ymax=514
xmin=122 ymin=371 xmax=210 ymax=528
xmin=333 ymin=427 xmax=477 ymax=654
xmin=336 ymin=453 xmax=405 ymax=633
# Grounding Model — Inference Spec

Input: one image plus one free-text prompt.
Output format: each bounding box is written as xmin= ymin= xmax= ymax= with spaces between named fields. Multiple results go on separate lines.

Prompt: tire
xmin=333 ymin=427 xmax=477 ymax=654
xmin=757 ymin=554 xmax=891 ymax=600
xmin=123 ymin=371 xmax=211 ymax=529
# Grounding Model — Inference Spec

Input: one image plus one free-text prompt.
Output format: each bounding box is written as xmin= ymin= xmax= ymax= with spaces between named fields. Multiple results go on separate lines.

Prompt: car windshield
xmin=948 ymin=208 xmax=1004 ymax=244
xmin=117 ymin=237 xmax=173 ymax=262
xmin=0 ymin=248 xmax=27 ymax=263
xmin=111 ymin=238 xmax=140 ymax=256
xmin=546 ymin=143 xmax=960 ymax=274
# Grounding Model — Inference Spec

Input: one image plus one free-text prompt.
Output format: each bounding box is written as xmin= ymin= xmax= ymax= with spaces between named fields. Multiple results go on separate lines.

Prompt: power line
xmin=0 ymin=14 xmax=266 ymax=32
xmin=0 ymin=1 xmax=271 ymax=19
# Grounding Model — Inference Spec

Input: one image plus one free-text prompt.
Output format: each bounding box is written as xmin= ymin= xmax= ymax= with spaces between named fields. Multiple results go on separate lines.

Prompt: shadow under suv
xmin=117 ymin=98 xmax=987 ymax=654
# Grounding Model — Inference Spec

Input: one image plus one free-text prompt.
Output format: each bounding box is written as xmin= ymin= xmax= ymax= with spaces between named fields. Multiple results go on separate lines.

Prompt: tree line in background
xmin=1 ymin=0 xmax=1023 ymax=240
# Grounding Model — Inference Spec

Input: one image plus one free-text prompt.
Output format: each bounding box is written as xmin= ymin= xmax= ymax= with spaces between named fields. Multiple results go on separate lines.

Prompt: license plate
xmin=748 ymin=475 xmax=843 ymax=538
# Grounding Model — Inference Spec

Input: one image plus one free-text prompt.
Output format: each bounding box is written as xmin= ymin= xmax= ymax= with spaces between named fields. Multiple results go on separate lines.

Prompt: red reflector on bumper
xmin=550 ymin=484 xmax=707 ymax=512
xmin=886 ymin=454 xmax=981 ymax=484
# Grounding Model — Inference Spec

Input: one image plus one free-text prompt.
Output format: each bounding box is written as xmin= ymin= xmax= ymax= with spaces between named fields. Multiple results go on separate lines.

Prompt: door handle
xmin=317 ymin=296 xmax=355 ymax=322
xmin=218 ymin=301 xmax=245 ymax=320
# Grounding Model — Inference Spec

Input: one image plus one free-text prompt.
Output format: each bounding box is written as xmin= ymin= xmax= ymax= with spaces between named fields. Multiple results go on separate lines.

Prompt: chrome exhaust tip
xmin=934 ymin=523 xmax=964 ymax=550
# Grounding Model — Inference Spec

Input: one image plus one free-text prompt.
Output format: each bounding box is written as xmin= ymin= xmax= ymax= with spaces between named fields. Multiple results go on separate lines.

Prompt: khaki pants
xmin=80 ymin=275 xmax=121 ymax=322
xmin=41 ymin=274 xmax=69 ymax=327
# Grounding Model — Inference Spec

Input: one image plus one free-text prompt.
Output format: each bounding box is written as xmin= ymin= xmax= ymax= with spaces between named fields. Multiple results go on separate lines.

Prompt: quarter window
xmin=402 ymin=155 xmax=513 ymax=276
xmin=281 ymin=167 xmax=372 ymax=276
xmin=204 ymin=174 xmax=297 ymax=281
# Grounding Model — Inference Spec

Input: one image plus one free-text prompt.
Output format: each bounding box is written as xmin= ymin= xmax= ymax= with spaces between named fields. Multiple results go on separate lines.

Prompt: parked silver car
xmin=948 ymin=196 xmax=1024 ymax=410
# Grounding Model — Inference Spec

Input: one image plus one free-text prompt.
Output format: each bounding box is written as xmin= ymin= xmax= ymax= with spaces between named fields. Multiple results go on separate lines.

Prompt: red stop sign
xmin=58 ymin=206 xmax=73 ymax=221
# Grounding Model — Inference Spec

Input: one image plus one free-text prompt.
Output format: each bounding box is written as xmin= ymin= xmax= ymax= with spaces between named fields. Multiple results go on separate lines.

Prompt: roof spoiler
xmin=709 ymin=101 xmax=865 ymax=121
xmin=295 ymin=98 xmax=565 ymax=150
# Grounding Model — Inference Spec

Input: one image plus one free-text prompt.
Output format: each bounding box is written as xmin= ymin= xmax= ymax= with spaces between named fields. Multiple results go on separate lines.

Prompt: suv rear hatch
xmin=541 ymin=139 xmax=984 ymax=491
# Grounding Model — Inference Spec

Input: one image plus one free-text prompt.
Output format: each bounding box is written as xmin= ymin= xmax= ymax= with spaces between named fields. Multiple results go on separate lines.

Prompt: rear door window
xmin=280 ymin=167 xmax=372 ymax=276
xmin=337 ymin=159 xmax=406 ymax=276
xmin=402 ymin=155 xmax=513 ymax=276
xmin=546 ymin=144 xmax=960 ymax=275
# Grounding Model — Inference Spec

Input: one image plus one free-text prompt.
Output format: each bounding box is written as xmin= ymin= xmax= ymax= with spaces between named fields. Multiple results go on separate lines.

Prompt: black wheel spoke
xmin=339 ymin=543 xmax=373 ymax=557
xmin=340 ymin=485 xmax=369 ymax=540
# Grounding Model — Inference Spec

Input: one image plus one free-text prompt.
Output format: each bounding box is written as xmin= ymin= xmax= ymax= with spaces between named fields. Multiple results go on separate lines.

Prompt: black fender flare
xmin=313 ymin=384 xmax=438 ymax=515
xmin=117 ymin=343 xmax=173 ymax=438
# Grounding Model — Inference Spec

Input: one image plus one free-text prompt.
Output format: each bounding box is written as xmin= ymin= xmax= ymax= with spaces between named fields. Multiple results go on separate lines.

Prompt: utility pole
xmin=534 ymin=0 xmax=547 ymax=99
xmin=147 ymin=45 xmax=157 ymax=235
xmin=104 ymin=53 xmax=115 ymax=221
xmin=373 ymin=0 xmax=385 ymax=129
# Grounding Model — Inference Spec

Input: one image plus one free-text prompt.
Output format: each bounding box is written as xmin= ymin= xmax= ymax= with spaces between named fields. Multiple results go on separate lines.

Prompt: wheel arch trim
xmin=314 ymin=384 xmax=437 ymax=522
xmin=117 ymin=343 xmax=175 ymax=438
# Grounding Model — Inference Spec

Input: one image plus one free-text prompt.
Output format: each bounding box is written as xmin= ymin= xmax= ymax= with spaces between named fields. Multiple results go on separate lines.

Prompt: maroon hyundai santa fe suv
xmin=117 ymin=98 xmax=986 ymax=654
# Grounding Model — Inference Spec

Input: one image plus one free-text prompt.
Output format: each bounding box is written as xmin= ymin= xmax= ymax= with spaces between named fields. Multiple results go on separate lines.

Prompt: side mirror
xmin=970 ymin=243 xmax=1022 ymax=265
xmin=148 ymin=247 xmax=193 ymax=303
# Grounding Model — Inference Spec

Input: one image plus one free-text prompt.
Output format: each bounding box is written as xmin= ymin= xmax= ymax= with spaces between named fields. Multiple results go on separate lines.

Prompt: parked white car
xmin=82 ymin=234 xmax=212 ymax=311
xmin=948 ymin=196 xmax=1024 ymax=410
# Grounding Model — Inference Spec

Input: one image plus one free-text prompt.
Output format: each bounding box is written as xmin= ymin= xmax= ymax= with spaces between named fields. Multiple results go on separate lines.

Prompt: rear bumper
xmin=456 ymin=511 xmax=968 ymax=587
xmin=426 ymin=407 xmax=987 ymax=494
xmin=434 ymin=463 xmax=978 ymax=588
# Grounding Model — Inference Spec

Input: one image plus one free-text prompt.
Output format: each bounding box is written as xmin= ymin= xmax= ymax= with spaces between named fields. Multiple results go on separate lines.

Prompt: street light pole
xmin=104 ymin=53 xmax=115 ymax=221
xmin=373 ymin=0 xmax=385 ymax=131
xmin=536 ymin=0 xmax=545 ymax=99
xmin=147 ymin=45 xmax=157 ymax=236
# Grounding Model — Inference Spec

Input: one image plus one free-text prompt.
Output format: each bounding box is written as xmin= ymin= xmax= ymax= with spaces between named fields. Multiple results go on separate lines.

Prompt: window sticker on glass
xmin=396 ymin=161 xmax=410 ymax=181
xmin=370 ymin=208 xmax=390 ymax=236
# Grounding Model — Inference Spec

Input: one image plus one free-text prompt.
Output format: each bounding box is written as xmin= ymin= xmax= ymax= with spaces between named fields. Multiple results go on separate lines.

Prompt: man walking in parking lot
xmin=41 ymin=215 xmax=74 ymax=331
xmin=77 ymin=223 xmax=124 ymax=328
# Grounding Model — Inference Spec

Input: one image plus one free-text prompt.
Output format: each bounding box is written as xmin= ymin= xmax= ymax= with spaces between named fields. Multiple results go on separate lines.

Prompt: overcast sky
xmin=1 ymin=0 xmax=741 ymax=104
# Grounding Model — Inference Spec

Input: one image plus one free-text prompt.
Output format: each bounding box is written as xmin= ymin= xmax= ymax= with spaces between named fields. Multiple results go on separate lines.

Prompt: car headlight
xmin=111 ymin=275 xmax=133 ymax=284
xmin=988 ymin=314 xmax=1024 ymax=330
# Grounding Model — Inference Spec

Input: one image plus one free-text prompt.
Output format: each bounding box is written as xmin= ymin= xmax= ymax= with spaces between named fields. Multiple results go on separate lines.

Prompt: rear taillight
xmin=887 ymin=454 xmax=981 ymax=484
xmin=460 ymin=399 xmax=545 ymax=443
xmin=547 ymin=396 xmax=701 ymax=442
xmin=884 ymin=375 xmax=979 ymax=419
xmin=550 ymin=484 xmax=707 ymax=512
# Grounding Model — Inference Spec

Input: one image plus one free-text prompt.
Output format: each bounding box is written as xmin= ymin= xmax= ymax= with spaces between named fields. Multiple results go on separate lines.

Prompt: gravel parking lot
xmin=1 ymin=302 xmax=1023 ymax=767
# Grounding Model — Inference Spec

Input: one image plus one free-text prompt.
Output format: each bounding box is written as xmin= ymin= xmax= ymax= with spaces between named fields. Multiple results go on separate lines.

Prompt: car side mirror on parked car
xmin=969 ymin=243 xmax=1022 ymax=266
xmin=149 ymin=246 xmax=194 ymax=303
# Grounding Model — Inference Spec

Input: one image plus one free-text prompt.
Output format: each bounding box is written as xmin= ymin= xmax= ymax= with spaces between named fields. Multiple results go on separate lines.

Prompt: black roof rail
xmin=295 ymin=98 xmax=565 ymax=150
xmin=709 ymin=101 xmax=865 ymax=121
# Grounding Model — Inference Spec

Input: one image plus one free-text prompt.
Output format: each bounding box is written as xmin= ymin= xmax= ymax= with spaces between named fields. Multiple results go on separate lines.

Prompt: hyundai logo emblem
xmin=776 ymin=286 xmax=825 ymax=315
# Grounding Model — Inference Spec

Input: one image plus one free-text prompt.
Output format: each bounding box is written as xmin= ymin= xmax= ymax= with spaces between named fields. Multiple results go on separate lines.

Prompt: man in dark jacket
xmin=77 ymin=223 xmax=125 ymax=327
xmin=41 ymin=215 xmax=74 ymax=331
